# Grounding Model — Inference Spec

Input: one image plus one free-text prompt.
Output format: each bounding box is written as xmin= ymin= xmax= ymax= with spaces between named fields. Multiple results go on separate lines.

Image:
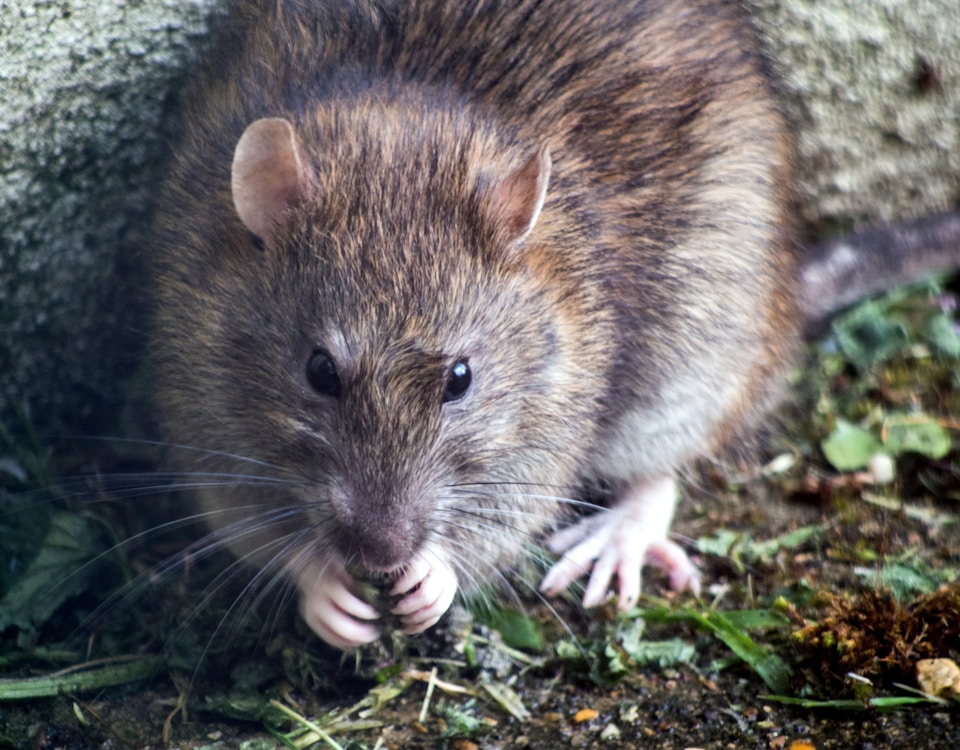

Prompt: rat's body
xmin=154 ymin=0 xmax=832 ymax=648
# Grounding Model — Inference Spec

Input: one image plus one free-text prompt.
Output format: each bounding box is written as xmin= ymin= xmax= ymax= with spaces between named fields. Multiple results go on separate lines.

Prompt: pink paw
xmin=298 ymin=558 xmax=381 ymax=650
xmin=390 ymin=551 xmax=458 ymax=634
xmin=539 ymin=475 xmax=699 ymax=610
xmin=646 ymin=538 xmax=700 ymax=595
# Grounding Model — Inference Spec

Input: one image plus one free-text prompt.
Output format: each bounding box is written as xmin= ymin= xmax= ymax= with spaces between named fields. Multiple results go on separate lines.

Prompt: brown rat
xmin=151 ymin=0 xmax=958 ymax=650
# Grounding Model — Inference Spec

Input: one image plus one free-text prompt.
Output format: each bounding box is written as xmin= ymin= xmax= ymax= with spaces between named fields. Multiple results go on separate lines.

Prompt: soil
xmin=2 ymin=472 xmax=959 ymax=750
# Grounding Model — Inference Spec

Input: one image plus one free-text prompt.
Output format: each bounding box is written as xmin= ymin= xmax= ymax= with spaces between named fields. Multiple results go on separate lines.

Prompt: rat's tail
xmin=798 ymin=211 xmax=960 ymax=333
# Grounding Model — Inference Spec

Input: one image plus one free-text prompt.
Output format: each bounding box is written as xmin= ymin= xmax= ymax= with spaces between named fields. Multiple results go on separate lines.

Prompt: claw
xmin=390 ymin=550 xmax=458 ymax=634
xmin=297 ymin=557 xmax=382 ymax=650
xmin=540 ymin=475 xmax=699 ymax=609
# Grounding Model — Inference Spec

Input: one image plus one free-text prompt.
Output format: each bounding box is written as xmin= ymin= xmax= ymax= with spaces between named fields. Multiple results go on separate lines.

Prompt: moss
xmin=794 ymin=585 xmax=960 ymax=691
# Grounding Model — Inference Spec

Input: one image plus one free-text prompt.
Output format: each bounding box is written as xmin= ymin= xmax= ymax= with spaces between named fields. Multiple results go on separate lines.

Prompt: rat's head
xmin=157 ymin=107 xmax=612 ymax=591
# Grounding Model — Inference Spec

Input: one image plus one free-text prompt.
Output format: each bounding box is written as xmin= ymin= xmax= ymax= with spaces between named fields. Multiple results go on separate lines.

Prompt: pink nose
xmin=348 ymin=525 xmax=415 ymax=572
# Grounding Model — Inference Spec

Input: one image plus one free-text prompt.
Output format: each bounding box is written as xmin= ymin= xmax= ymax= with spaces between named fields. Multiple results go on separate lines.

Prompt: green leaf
xmin=743 ymin=525 xmax=826 ymax=564
xmin=0 ymin=656 xmax=164 ymax=701
xmin=0 ymin=512 xmax=107 ymax=632
xmin=631 ymin=605 xmax=793 ymax=632
xmin=555 ymin=640 xmax=582 ymax=661
xmin=882 ymin=414 xmax=951 ymax=459
xmin=685 ymin=609 xmax=792 ymax=694
xmin=695 ymin=529 xmax=741 ymax=558
xmin=604 ymin=643 xmax=629 ymax=675
xmin=821 ymin=420 xmax=883 ymax=471
xmin=356 ymin=677 xmax=413 ymax=718
xmin=831 ymin=301 xmax=909 ymax=369
xmin=616 ymin=617 xmax=697 ymax=669
xmin=695 ymin=526 xmax=824 ymax=570
xmin=0 ymin=494 xmax=51 ymax=596
xmin=621 ymin=638 xmax=696 ymax=668
xmin=761 ymin=694 xmax=939 ymax=710
xmin=481 ymin=682 xmax=531 ymax=721
xmin=719 ymin=609 xmax=792 ymax=631
xmin=925 ymin=313 xmax=960 ymax=358
xmin=856 ymin=563 xmax=939 ymax=601
xmin=474 ymin=606 xmax=544 ymax=651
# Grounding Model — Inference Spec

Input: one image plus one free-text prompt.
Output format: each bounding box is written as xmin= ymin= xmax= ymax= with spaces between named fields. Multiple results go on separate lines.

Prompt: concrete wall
xmin=752 ymin=0 xmax=960 ymax=229
xmin=2 ymin=0 xmax=958 ymax=441
xmin=1 ymin=0 xmax=211 ymax=437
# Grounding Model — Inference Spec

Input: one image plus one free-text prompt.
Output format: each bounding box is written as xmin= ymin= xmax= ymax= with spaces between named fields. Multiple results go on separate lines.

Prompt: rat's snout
xmin=347 ymin=515 xmax=419 ymax=572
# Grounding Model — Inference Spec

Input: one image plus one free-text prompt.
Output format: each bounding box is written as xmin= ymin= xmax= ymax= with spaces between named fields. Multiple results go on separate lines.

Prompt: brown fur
xmin=151 ymin=0 xmax=800 ymax=601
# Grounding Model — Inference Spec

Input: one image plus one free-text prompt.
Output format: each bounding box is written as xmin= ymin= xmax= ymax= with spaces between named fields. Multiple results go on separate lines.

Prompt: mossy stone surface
xmin=1 ymin=0 xmax=213 ymax=436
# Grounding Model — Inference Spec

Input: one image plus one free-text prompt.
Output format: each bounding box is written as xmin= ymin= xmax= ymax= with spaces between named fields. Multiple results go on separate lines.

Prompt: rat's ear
xmin=232 ymin=117 xmax=313 ymax=241
xmin=488 ymin=144 xmax=551 ymax=247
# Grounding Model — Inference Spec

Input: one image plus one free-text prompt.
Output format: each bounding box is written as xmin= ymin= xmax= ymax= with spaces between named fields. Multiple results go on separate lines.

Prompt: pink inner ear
xmin=489 ymin=144 xmax=551 ymax=246
xmin=231 ymin=117 xmax=310 ymax=240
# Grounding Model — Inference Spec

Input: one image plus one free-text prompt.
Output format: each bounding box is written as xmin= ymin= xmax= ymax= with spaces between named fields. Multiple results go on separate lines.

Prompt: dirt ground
xmin=2 ymin=472 xmax=959 ymax=750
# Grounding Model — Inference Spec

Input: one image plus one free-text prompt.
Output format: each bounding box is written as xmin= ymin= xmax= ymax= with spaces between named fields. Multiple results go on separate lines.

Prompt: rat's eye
xmin=443 ymin=359 xmax=472 ymax=403
xmin=306 ymin=350 xmax=341 ymax=397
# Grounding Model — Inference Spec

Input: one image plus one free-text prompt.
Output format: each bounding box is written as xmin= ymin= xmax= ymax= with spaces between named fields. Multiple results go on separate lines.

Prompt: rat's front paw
xmin=390 ymin=551 xmax=458 ymax=634
xmin=539 ymin=475 xmax=699 ymax=610
xmin=298 ymin=558 xmax=382 ymax=650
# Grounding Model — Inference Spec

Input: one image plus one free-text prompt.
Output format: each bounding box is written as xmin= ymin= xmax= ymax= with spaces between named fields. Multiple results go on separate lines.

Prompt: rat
xmin=150 ymin=0 xmax=960 ymax=650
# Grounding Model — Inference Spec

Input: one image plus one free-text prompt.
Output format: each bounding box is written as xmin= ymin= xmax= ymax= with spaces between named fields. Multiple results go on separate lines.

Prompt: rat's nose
xmin=349 ymin=521 xmax=417 ymax=572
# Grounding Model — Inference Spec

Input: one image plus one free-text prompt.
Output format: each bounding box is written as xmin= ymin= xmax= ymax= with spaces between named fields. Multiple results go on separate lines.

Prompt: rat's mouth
xmin=341 ymin=536 xmax=416 ymax=581
xmin=347 ymin=564 xmax=400 ymax=582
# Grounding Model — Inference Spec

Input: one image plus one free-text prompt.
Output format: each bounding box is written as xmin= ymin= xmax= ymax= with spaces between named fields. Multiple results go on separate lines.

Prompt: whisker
xmin=177 ymin=529 xmax=312 ymax=679
xmin=76 ymin=505 xmax=307 ymax=636
xmin=48 ymin=434 xmax=300 ymax=477
xmin=449 ymin=480 xmax=579 ymax=492
xmin=434 ymin=511 xmax=530 ymax=540
xmin=448 ymin=487 xmax=606 ymax=514
xmin=430 ymin=528 xmax=591 ymax=660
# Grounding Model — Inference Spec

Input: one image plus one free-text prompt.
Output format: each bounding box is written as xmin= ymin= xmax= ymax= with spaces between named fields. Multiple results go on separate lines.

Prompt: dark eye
xmin=443 ymin=359 xmax=472 ymax=403
xmin=306 ymin=350 xmax=341 ymax=397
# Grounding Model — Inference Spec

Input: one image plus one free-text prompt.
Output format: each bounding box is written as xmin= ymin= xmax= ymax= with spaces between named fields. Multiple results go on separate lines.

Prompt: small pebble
xmin=867 ymin=452 xmax=895 ymax=484
xmin=573 ymin=708 xmax=599 ymax=723
xmin=600 ymin=723 xmax=621 ymax=741
xmin=917 ymin=657 xmax=960 ymax=698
